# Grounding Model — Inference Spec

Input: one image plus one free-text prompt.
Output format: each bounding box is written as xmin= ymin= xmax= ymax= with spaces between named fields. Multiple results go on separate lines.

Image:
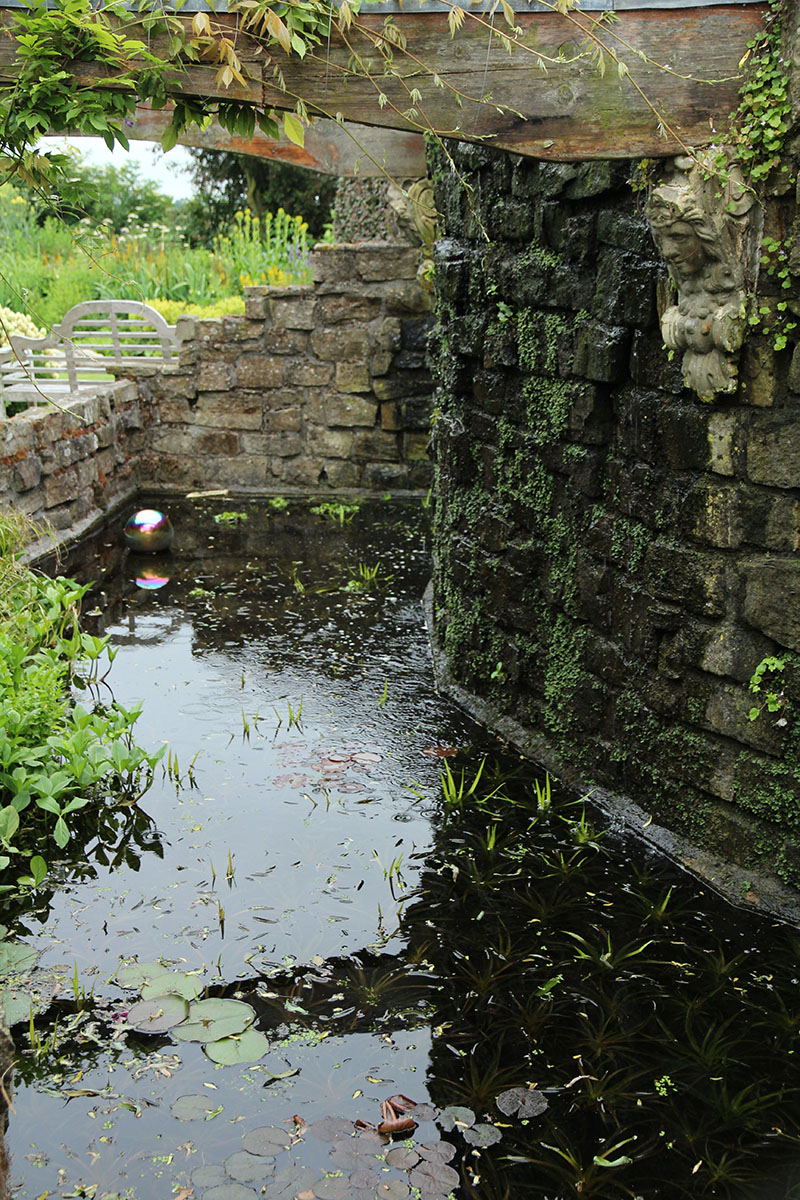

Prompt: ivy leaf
xmin=161 ymin=123 xmax=179 ymax=152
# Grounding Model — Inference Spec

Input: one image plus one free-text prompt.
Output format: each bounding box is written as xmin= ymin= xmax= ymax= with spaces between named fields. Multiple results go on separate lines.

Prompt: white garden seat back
xmin=0 ymin=300 xmax=178 ymax=415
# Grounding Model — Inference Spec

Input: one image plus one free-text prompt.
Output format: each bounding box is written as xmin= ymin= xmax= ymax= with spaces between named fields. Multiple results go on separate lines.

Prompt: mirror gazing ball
xmin=124 ymin=509 xmax=174 ymax=553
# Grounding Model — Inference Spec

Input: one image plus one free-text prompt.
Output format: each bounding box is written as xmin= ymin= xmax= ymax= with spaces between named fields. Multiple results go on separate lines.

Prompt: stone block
xmin=629 ymin=329 xmax=685 ymax=393
xmin=744 ymin=558 xmax=800 ymax=651
xmin=596 ymin=209 xmax=653 ymax=255
xmin=707 ymin=411 xmax=736 ymax=476
xmin=268 ymin=329 xmax=310 ymax=355
xmin=209 ymin=454 xmax=268 ymax=488
xmin=747 ymin=419 xmax=800 ymax=487
xmin=739 ymin=342 xmax=776 ymax=407
xmin=385 ymin=281 xmax=429 ymax=317
xmin=789 ymin=343 xmax=800 ymax=393
xmin=370 ymin=351 xmax=393 ymax=377
xmin=311 ymin=246 xmax=361 ymax=284
xmin=194 ymin=429 xmax=240 ymax=456
xmin=361 ymin=462 xmax=411 ymax=489
xmin=269 ymin=294 xmax=316 ymax=329
xmin=376 ymin=317 xmax=403 ymax=352
xmin=321 ymin=460 xmax=362 ymax=488
xmin=266 ymin=407 xmax=302 ymax=433
xmin=701 ymin=622 xmax=774 ymax=683
xmin=244 ymin=290 xmax=268 ymax=320
xmin=646 ymin=541 xmax=727 ymax=617
xmin=353 ymin=429 xmax=400 ymax=462
xmin=765 ymin=496 xmax=800 ymax=550
xmin=159 ymin=373 xmax=198 ymax=400
xmin=223 ymin=317 xmax=263 ymax=343
xmin=593 ymin=248 xmax=657 ymax=328
xmin=402 ymin=432 xmax=430 ymax=462
xmin=292 ymin=361 xmax=333 ymax=387
xmin=198 ymin=362 xmax=234 ymax=392
xmin=311 ymin=327 xmax=371 ymax=362
xmin=335 ymin=362 xmax=370 ymax=393
xmin=14 ymin=456 xmax=41 ymax=492
xmin=307 ymin=427 xmax=353 ymax=458
xmin=326 ymin=394 xmax=378 ymax=427
xmin=150 ymin=428 xmax=196 ymax=456
xmin=195 ymin=394 xmax=263 ymax=430
xmin=276 ymin=454 xmax=326 ymax=486
xmin=354 ymin=245 xmax=420 ymax=282
xmin=236 ymin=356 xmax=284 ymax=389
xmin=573 ymin=322 xmax=630 ymax=382
xmin=317 ymin=294 xmax=382 ymax=324
xmin=43 ymin=467 xmax=78 ymax=509
xmin=373 ymin=372 xmax=431 ymax=401
xmin=240 ymin=431 xmax=303 ymax=457
xmin=704 ymin=681 xmax=786 ymax=755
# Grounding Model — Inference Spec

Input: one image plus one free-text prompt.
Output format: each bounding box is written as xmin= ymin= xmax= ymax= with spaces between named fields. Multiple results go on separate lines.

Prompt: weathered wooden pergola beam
xmin=0 ymin=2 xmax=768 ymax=164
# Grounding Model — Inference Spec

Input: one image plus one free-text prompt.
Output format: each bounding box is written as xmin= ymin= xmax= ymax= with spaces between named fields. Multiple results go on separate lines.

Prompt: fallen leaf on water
xmin=422 ymin=746 xmax=458 ymax=757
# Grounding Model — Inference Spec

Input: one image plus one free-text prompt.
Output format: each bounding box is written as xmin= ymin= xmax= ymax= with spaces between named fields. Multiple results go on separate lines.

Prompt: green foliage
xmin=730 ymin=1 xmax=792 ymax=186
xmin=310 ymin=501 xmax=361 ymax=524
xmin=213 ymin=511 xmax=249 ymax=525
xmin=182 ymin=151 xmax=335 ymax=247
xmin=747 ymin=655 xmax=786 ymax=723
xmin=331 ymin=178 xmax=396 ymax=242
xmin=0 ymin=513 xmax=162 ymax=898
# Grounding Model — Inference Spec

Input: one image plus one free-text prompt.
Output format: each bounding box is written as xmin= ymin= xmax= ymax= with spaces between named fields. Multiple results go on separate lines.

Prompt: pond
xmin=4 ymin=495 xmax=800 ymax=1200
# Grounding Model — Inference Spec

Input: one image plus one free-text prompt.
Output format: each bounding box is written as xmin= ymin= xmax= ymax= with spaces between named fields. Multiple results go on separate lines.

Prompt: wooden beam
xmin=0 ymin=3 xmax=767 ymax=161
xmin=129 ymin=105 xmax=427 ymax=177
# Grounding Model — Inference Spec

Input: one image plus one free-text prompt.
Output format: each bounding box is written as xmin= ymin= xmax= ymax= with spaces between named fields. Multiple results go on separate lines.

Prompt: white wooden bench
xmin=0 ymin=300 xmax=178 ymax=417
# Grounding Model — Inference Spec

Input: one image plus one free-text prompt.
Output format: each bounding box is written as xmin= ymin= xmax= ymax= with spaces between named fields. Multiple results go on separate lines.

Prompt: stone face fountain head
xmin=124 ymin=509 xmax=174 ymax=554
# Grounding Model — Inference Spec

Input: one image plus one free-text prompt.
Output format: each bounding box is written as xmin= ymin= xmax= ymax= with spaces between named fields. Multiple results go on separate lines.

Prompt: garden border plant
xmin=0 ymin=510 xmax=163 ymax=902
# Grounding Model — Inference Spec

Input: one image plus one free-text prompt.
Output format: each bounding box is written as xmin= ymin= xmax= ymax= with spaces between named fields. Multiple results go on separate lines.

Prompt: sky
xmin=39 ymin=137 xmax=196 ymax=202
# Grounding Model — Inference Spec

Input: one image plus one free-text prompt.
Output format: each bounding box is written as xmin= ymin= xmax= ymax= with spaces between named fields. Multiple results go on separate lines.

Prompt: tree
xmin=181 ymin=151 xmax=336 ymax=246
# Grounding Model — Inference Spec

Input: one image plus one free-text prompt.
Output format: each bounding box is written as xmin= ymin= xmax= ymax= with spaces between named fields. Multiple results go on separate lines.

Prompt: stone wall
xmin=429 ymin=142 xmax=800 ymax=890
xmin=139 ymin=242 xmax=432 ymax=494
xmin=0 ymin=241 xmax=433 ymax=541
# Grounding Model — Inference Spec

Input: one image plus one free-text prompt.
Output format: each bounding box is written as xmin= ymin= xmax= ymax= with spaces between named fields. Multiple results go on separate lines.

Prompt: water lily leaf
xmin=409 ymin=1160 xmax=460 ymax=1195
xmin=0 ymin=987 xmax=33 ymax=1027
xmin=173 ymin=1015 xmax=249 ymax=1043
xmin=192 ymin=1164 xmax=227 ymax=1188
xmin=242 ymin=1125 xmax=290 ymax=1155
xmin=141 ymin=973 xmax=204 ymax=1001
xmin=496 ymin=1087 xmax=548 ymax=1119
xmin=262 ymin=1165 xmax=318 ymax=1198
xmin=438 ymin=1106 xmax=475 ymax=1131
xmin=204 ymin=1185 xmax=258 ymax=1200
xmin=418 ymin=1142 xmax=455 ymax=1164
xmin=307 ymin=1116 xmax=355 ymax=1142
xmin=410 ymin=1103 xmax=438 ymax=1122
xmin=463 ymin=1123 xmax=502 ymax=1147
xmin=186 ymin=997 xmax=255 ymax=1026
xmin=386 ymin=1147 xmax=420 ymax=1169
xmin=312 ymin=1178 xmax=350 ymax=1200
xmin=376 ymin=1183 xmax=409 ymax=1199
xmin=126 ymin=994 xmax=189 ymax=1032
xmin=171 ymin=1093 xmax=224 ymax=1121
xmin=116 ymin=961 xmax=174 ymax=990
xmin=0 ymin=942 xmax=37 ymax=974
xmin=205 ymin=1027 xmax=270 ymax=1065
xmin=225 ymin=1150 xmax=270 ymax=1183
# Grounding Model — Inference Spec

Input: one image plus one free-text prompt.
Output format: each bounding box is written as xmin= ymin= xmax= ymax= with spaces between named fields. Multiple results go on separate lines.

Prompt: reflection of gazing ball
xmin=135 ymin=564 xmax=171 ymax=591
xmin=124 ymin=509 xmax=174 ymax=553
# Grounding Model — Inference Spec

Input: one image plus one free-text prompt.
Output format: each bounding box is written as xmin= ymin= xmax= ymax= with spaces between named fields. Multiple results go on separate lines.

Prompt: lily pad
xmin=496 ymin=1087 xmax=549 ymax=1119
xmin=225 ymin=1151 xmax=269 ymax=1183
xmin=409 ymin=1160 xmax=460 ymax=1196
xmin=385 ymin=1146 xmax=418 ymax=1169
xmin=311 ymin=1178 xmax=350 ymax=1200
xmin=116 ymin=961 xmax=175 ymax=990
xmin=418 ymin=1142 xmax=455 ymax=1165
xmin=171 ymin=1093 xmax=224 ymax=1121
xmin=463 ymin=1123 xmax=502 ymax=1147
xmin=307 ymin=1116 xmax=356 ymax=1142
xmin=185 ymin=997 xmax=255 ymax=1029
xmin=376 ymin=1183 xmax=410 ymax=1199
xmin=192 ymin=1164 xmax=228 ymax=1188
xmin=126 ymin=994 xmax=189 ymax=1032
xmin=262 ymin=1166 xmax=318 ymax=1198
xmin=438 ymin=1106 xmax=475 ymax=1132
xmin=0 ymin=987 xmax=33 ymax=1027
xmin=204 ymin=1185 xmax=258 ymax=1200
xmin=241 ymin=1126 xmax=291 ymax=1156
xmin=0 ymin=942 xmax=37 ymax=974
xmin=205 ymin=1027 xmax=270 ymax=1065
xmin=141 ymin=973 xmax=204 ymax=1001
xmin=173 ymin=1015 xmax=250 ymax=1044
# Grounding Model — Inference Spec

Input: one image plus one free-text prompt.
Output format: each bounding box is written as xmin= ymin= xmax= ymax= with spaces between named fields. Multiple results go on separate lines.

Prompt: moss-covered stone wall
xmin=429 ymin=142 xmax=800 ymax=888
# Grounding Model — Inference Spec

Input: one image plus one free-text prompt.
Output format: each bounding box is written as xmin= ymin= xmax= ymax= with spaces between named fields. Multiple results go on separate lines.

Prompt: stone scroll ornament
xmin=647 ymin=154 xmax=759 ymax=403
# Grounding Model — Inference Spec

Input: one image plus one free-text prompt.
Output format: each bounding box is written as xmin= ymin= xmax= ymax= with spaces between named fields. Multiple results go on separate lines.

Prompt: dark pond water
xmin=5 ymin=495 xmax=800 ymax=1200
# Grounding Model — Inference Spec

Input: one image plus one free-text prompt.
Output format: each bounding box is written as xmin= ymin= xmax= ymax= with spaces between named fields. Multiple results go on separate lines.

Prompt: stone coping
xmin=422 ymin=582 xmax=800 ymax=930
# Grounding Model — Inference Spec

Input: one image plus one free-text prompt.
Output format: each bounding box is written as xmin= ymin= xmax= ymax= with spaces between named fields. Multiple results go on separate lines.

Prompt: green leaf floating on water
xmin=141 ymin=973 xmax=204 ymax=1002
xmin=171 ymin=1093 xmax=226 ymax=1121
xmin=174 ymin=997 xmax=256 ymax=1043
xmin=126 ymin=994 xmax=189 ymax=1032
xmin=116 ymin=961 xmax=177 ymax=990
xmin=205 ymin=1027 xmax=270 ymax=1065
xmin=0 ymin=987 xmax=32 ymax=1027
xmin=0 ymin=942 xmax=38 ymax=974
